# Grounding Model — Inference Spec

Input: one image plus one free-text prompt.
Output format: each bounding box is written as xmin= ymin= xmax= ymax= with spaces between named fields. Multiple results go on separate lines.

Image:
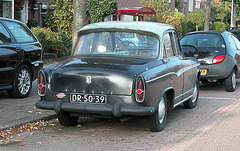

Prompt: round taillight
xmin=38 ymin=71 xmax=46 ymax=96
xmin=135 ymin=76 xmax=145 ymax=103
xmin=212 ymin=55 xmax=225 ymax=64
xmin=38 ymin=84 xmax=43 ymax=89
xmin=137 ymin=89 xmax=143 ymax=94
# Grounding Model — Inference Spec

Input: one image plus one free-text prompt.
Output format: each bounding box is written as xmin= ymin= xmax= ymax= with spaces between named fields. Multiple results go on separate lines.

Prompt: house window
xmin=0 ymin=0 xmax=13 ymax=19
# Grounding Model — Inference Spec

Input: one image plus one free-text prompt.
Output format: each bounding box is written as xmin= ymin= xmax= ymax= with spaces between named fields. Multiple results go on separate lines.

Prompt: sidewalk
xmin=0 ymin=81 xmax=57 ymax=131
xmin=0 ymin=57 xmax=68 ymax=131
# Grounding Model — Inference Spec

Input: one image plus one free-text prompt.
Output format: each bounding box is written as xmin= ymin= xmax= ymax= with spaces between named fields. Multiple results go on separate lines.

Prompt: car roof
xmin=183 ymin=30 xmax=229 ymax=36
xmin=0 ymin=17 xmax=22 ymax=24
xmin=79 ymin=21 xmax=175 ymax=36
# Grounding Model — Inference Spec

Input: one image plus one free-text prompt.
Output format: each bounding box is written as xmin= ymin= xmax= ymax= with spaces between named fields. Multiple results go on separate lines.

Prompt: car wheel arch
xmin=20 ymin=61 xmax=33 ymax=78
xmin=158 ymin=87 xmax=175 ymax=110
xmin=233 ymin=65 xmax=238 ymax=77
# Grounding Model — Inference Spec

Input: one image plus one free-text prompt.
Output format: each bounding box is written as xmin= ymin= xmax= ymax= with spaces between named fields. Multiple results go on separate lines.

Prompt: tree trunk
xmin=196 ymin=24 xmax=198 ymax=31
xmin=204 ymin=0 xmax=211 ymax=31
xmin=230 ymin=1 xmax=237 ymax=27
xmin=72 ymin=0 xmax=87 ymax=50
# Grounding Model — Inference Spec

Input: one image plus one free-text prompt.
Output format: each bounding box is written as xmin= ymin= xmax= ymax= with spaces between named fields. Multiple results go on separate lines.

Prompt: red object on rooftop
xmin=116 ymin=7 xmax=156 ymax=15
xmin=115 ymin=7 xmax=156 ymax=21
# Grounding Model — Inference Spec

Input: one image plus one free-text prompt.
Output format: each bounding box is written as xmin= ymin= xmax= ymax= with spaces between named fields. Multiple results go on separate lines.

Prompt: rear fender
xmin=157 ymin=87 xmax=175 ymax=110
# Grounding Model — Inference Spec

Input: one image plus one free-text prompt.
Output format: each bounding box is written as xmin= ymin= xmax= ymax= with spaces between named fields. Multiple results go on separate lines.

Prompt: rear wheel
xmin=225 ymin=70 xmax=237 ymax=92
xmin=149 ymin=94 xmax=167 ymax=132
xmin=8 ymin=65 xmax=32 ymax=98
xmin=57 ymin=112 xmax=79 ymax=126
xmin=184 ymin=79 xmax=199 ymax=109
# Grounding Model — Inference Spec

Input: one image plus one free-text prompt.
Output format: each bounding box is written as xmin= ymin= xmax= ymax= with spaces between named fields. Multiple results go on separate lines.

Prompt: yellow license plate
xmin=200 ymin=69 xmax=207 ymax=75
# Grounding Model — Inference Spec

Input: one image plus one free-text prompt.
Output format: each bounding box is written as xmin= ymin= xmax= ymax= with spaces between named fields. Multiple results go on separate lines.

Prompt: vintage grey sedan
xmin=36 ymin=22 xmax=200 ymax=132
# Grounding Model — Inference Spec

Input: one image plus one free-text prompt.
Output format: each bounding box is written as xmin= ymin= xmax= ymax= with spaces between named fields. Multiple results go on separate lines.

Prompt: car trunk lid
xmin=49 ymin=56 xmax=158 ymax=95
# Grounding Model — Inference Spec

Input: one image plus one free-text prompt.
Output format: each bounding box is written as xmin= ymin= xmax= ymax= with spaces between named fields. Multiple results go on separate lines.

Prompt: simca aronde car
xmin=36 ymin=22 xmax=200 ymax=132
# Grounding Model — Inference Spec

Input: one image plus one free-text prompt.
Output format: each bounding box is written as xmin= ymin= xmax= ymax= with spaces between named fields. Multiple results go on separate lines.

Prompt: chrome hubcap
xmin=232 ymin=72 xmax=236 ymax=89
xmin=158 ymin=97 xmax=166 ymax=124
xmin=192 ymin=84 xmax=198 ymax=103
xmin=18 ymin=69 xmax=31 ymax=95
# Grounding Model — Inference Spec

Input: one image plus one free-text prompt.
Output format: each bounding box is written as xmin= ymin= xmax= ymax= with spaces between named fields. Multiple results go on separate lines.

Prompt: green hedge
xmin=31 ymin=27 xmax=72 ymax=57
xmin=210 ymin=22 xmax=228 ymax=31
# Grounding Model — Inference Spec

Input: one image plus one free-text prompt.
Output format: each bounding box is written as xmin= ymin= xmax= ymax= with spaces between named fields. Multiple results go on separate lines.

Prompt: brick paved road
xmin=1 ymin=81 xmax=240 ymax=151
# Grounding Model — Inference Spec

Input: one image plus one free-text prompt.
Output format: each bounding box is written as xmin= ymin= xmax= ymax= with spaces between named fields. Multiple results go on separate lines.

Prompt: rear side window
xmin=163 ymin=33 xmax=174 ymax=57
xmin=0 ymin=23 xmax=11 ymax=44
xmin=2 ymin=21 xmax=35 ymax=43
xmin=181 ymin=34 xmax=225 ymax=48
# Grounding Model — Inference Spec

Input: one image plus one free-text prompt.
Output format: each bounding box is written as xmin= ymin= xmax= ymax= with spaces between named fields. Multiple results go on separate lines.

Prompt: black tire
xmin=184 ymin=79 xmax=199 ymax=109
xmin=8 ymin=65 xmax=32 ymax=98
xmin=58 ymin=112 xmax=79 ymax=126
xmin=149 ymin=94 xmax=167 ymax=132
xmin=225 ymin=70 xmax=237 ymax=92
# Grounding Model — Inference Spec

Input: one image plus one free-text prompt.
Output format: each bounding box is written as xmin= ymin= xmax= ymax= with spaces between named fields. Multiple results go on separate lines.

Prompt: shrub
xmin=31 ymin=27 xmax=72 ymax=57
xmin=174 ymin=12 xmax=187 ymax=36
xmin=210 ymin=22 xmax=227 ymax=31
xmin=165 ymin=15 xmax=183 ymax=38
xmin=27 ymin=18 xmax=38 ymax=28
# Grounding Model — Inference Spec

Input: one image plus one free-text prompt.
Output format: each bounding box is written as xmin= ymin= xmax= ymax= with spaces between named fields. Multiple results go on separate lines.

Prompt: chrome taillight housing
xmin=38 ymin=70 xmax=46 ymax=96
xmin=135 ymin=75 xmax=145 ymax=103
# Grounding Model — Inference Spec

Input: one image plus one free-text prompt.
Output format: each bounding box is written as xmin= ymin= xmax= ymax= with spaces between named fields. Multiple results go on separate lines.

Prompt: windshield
xmin=73 ymin=31 xmax=159 ymax=59
xmin=180 ymin=34 xmax=225 ymax=48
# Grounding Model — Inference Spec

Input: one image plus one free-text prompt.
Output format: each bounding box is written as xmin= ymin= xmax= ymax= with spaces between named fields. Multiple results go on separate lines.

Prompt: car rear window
xmin=181 ymin=34 xmax=225 ymax=48
xmin=2 ymin=21 xmax=36 ymax=43
xmin=73 ymin=31 xmax=159 ymax=59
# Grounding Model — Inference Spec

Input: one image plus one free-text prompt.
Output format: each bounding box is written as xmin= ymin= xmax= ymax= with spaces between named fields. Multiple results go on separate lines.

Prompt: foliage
xmin=140 ymin=0 xmax=170 ymax=22
xmin=27 ymin=18 xmax=38 ymax=28
xmin=14 ymin=0 xmax=24 ymax=20
xmin=187 ymin=9 xmax=205 ymax=31
xmin=86 ymin=0 xmax=118 ymax=23
xmin=44 ymin=0 xmax=73 ymax=36
xmin=211 ymin=1 xmax=231 ymax=23
xmin=174 ymin=12 xmax=187 ymax=36
xmin=31 ymin=27 xmax=72 ymax=57
xmin=44 ymin=0 xmax=74 ymax=56
xmin=210 ymin=21 xmax=228 ymax=31
xmin=140 ymin=0 xmax=183 ymax=37
xmin=175 ymin=0 xmax=184 ymax=10
xmin=166 ymin=15 xmax=183 ymax=38
xmin=0 ymin=119 xmax=58 ymax=145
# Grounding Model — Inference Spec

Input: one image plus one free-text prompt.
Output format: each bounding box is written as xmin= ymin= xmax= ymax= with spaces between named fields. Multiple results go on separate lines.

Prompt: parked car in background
xmin=227 ymin=27 xmax=240 ymax=40
xmin=119 ymin=32 xmax=149 ymax=48
xmin=0 ymin=17 xmax=43 ymax=98
xmin=180 ymin=31 xmax=240 ymax=92
xmin=36 ymin=22 xmax=200 ymax=132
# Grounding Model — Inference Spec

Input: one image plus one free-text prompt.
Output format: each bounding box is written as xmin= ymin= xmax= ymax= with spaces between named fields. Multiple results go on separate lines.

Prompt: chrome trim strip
xmin=146 ymin=72 xmax=175 ymax=83
xmin=175 ymin=88 xmax=194 ymax=99
xmin=173 ymin=95 xmax=192 ymax=108
xmin=146 ymin=64 xmax=199 ymax=83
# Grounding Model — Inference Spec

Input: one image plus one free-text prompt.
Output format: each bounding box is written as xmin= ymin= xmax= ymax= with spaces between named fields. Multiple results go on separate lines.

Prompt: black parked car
xmin=0 ymin=18 xmax=43 ymax=98
xmin=36 ymin=22 xmax=200 ymax=132
xmin=180 ymin=31 xmax=240 ymax=92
